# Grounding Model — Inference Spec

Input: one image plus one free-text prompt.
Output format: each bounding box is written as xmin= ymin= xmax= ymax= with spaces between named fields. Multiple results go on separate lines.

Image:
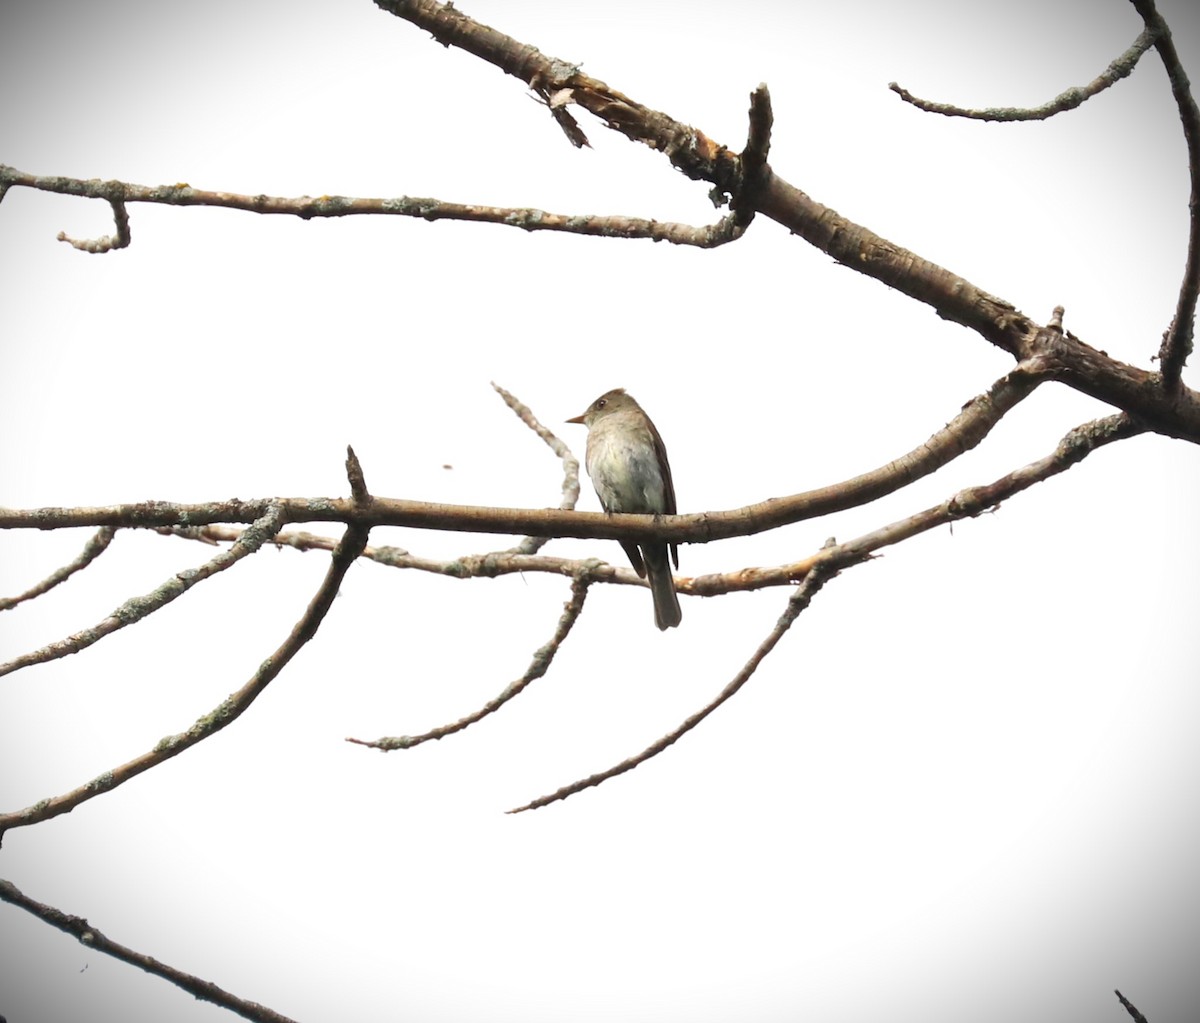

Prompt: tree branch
xmin=0 ymin=363 xmax=1050 ymax=547
xmin=0 ymin=526 xmax=116 ymax=611
xmin=0 ymin=505 xmax=286 ymax=679
xmin=888 ymin=26 xmax=1159 ymax=121
xmin=57 ymin=197 xmax=130 ymax=252
xmin=0 ymin=520 xmax=369 ymax=841
xmin=488 ymin=381 xmax=581 ymax=556
xmin=347 ymin=568 xmax=594 ymax=750
xmin=1131 ymin=0 xmax=1200 ymax=389
xmin=0 ymin=163 xmax=745 ymax=250
xmin=507 ymin=559 xmax=836 ymax=814
xmin=1115 ymin=989 xmax=1150 ymax=1023
xmin=508 ymin=411 xmax=1143 ymax=812
xmin=0 ymin=878 xmax=299 ymax=1023
xmin=372 ymin=0 xmax=1200 ymax=440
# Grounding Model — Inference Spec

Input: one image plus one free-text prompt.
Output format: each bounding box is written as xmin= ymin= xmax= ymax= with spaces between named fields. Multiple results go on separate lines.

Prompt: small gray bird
xmin=567 ymin=388 xmax=681 ymax=630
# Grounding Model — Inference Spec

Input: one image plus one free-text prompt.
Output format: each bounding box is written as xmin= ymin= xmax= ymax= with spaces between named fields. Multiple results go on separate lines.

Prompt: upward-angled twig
xmin=489 ymin=381 xmax=580 ymax=555
xmin=0 ymin=526 xmax=116 ymax=611
xmin=0 ymin=505 xmax=286 ymax=680
xmin=507 ymin=560 xmax=835 ymax=814
xmin=347 ymin=568 xmax=594 ymax=750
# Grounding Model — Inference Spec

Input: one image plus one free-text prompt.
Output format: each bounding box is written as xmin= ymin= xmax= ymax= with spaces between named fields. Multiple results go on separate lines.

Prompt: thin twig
xmin=1130 ymin=0 xmax=1200 ymax=389
xmin=888 ymin=27 xmax=1158 ymax=121
xmin=0 ymin=520 xmax=369 ymax=841
xmin=0 ymin=505 xmax=286 ymax=680
xmin=489 ymin=382 xmax=580 ymax=555
xmin=159 ymin=523 xmax=827 ymax=595
xmin=0 ymin=878 xmax=299 ymax=1023
xmin=0 ymin=164 xmax=745 ymax=251
xmin=509 ymin=562 xmax=835 ymax=813
xmin=57 ymin=197 xmax=130 ymax=252
xmin=0 ymin=527 xmax=116 ymax=611
xmin=347 ymin=569 xmax=594 ymax=750
xmin=508 ymin=412 xmax=1143 ymax=812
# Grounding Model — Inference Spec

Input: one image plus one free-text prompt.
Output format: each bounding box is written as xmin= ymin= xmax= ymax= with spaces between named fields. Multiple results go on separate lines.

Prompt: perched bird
xmin=567 ymin=388 xmax=681 ymax=630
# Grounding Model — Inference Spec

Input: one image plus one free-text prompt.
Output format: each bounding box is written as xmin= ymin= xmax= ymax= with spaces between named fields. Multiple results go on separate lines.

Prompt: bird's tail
xmin=643 ymin=545 xmax=682 ymax=630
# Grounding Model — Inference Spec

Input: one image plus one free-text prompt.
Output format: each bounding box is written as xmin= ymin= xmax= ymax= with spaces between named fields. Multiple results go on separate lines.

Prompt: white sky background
xmin=1 ymin=1 xmax=1198 ymax=1021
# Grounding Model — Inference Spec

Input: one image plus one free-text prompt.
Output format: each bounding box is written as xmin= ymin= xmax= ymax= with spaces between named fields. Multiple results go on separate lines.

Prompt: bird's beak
xmin=565 ymin=412 xmax=586 ymax=425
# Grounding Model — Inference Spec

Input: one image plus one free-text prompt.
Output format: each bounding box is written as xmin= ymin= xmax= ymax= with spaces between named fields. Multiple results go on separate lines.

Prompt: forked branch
xmin=509 ymin=411 xmax=1142 ymax=812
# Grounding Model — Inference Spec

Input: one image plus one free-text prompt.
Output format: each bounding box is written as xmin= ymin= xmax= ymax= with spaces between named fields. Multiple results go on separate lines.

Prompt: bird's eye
xmin=596 ymin=398 xmax=607 ymax=409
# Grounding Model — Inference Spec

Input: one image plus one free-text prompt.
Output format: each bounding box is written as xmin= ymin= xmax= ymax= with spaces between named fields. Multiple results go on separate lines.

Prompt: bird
xmin=567 ymin=388 xmax=681 ymax=630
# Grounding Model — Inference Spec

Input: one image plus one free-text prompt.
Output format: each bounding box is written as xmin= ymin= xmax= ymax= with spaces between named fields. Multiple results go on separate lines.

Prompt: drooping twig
xmin=0 ymin=878 xmax=299 ymax=1023
xmin=347 ymin=569 xmax=594 ymax=750
xmin=1130 ymin=0 xmax=1200 ymax=390
xmin=507 ymin=560 xmax=835 ymax=814
xmin=888 ymin=27 xmax=1159 ymax=121
xmin=0 ymin=164 xmax=746 ymax=251
xmin=489 ymin=381 xmax=580 ymax=555
xmin=0 ymin=520 xmax=369 ymax=840
xmin=0 ymin=526 xmax=116 ymax=611
xmin=57 ymin=197 xmax=130 ymax=253
xmin=1115 ymin=989 xmax=1150 ymax=1023
xmin=0 ymin=505 xmax=286 ymax=680
xmin=508 ymin=411 xmax=1143 ymax=812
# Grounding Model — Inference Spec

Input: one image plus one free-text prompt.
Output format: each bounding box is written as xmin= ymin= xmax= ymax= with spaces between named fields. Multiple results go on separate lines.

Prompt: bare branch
xmin=509 ymin=412 xmax=1143 ymax=812
xmin=373 ymin=0 xmax=742 ymax=196
xmin=57 ymin=197 xmax=130 ymax=252
xmin=0 ymin=526 xmax=116 ymax=611
xmin=752 ymin=173 xmax=1200 ymax=438
xmin=347 ymin=569 xmax=594 ymax=750
xmin=0 ymin=362 xmax=1052 ymax=546
xmin=741 ymin=84 xmax=774 ymax=178
xmin=346 ymin=445 xmax=370 ymax=505
xmin=732 ymin=83 xmax=773 ymax=228
xmin=489 ymin=381 xmax=580 ymax=555
xmin=0 ymin=878 xmax=299 ymax=1023
xmin=0 ymin=521 xmax=369 ymax=840
xmin=368 ymin=2 xmax=1200 ymax=439
xmin=888 ymin=27 xmax=1158 ymax=121
xmin=507 ymin=560 xmax=835 ymax=814
xmin=161 ymin=523 xmax=825 ymax=597
xmin=0 ymin=164 xmax=744 ymax=250
xmin=1130 ymin=0 xmax=1200 ymax=389
xmin=0 ymin=505 xmax=286 ymax=680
